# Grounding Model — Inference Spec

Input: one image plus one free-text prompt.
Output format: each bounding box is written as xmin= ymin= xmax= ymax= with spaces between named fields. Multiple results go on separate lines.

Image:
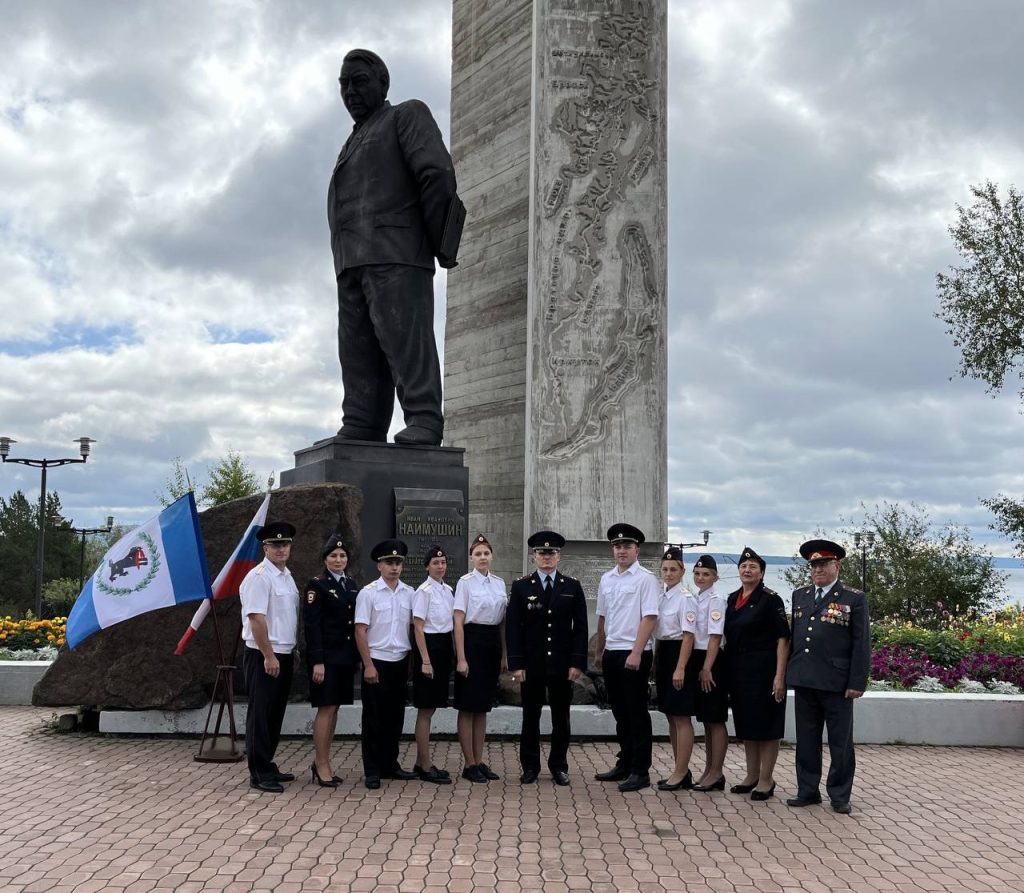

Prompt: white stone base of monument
xmin=0 ymin=661 xmax=52 ymax=706
xmin=98 ymin=691 xmax=1024 ymax=747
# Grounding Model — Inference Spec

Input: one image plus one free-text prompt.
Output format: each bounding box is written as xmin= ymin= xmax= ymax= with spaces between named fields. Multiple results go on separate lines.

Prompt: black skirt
xmin=690 ymin=648 xmax=728 ymax=724
xmin=308 ymin=662 xmax=356 ymax=708
xmin=726 ymin=648 xmax=785 ymax=740
xmin=453 ymin=623 xmax=501 ymax=713
xmin=655 ymin=639 xmax=693 ymax=716
xmin=413 ymin=631 xmax=454 ymax=709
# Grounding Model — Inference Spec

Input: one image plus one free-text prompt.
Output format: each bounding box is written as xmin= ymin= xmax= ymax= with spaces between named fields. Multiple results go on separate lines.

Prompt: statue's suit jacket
xmin=787 ymin=581 xmax=871 ymax=692
xmin=327 ymin=99 xmax=458 ymax=275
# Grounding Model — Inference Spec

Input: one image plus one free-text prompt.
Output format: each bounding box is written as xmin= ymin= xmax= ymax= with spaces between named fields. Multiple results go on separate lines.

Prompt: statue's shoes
xmin=394 ymin=426 xmax=442 ymax=446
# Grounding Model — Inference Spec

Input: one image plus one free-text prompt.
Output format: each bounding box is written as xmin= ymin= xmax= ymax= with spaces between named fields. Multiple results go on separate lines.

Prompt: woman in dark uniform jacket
xmin=723 ymin=546 xmax=790 ymax=801
xmin=303 ymin=533 xmax=360 ymax=788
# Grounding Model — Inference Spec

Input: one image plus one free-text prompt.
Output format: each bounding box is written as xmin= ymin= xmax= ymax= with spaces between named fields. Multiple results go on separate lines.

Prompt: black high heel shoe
xmin=692 ymin=775 xmax=726 ymax=792
xmin=750 ymin=782 xmax=776 ymax=801
xmin=311 ymin=764 xmax=339 ymax=788
xmin=730 ymin=780 xmax=759 ymax=794
xmin=657 ymin=770 xmax=693 ymax=792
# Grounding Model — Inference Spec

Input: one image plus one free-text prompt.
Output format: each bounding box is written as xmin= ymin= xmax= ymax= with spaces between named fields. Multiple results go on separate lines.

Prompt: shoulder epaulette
xmin=255 ymin=565 xmax=265 ymax=575
xmin=763 ymin=587 xmax=778 ymax=596
xmin=460 ymin=572 xmax=474 ymax=580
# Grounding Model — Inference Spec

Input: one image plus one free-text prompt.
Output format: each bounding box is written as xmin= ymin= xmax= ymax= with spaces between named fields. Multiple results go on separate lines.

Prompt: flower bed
xmin=0 ymin=617 xmax=66 ymax=651
xmin=870 ymin=606 xmax=1024 ymax=692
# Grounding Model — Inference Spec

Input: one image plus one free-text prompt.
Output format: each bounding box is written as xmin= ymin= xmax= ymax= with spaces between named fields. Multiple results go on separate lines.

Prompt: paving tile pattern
xmin=2 ymin=707 xmax=1022 ymax=892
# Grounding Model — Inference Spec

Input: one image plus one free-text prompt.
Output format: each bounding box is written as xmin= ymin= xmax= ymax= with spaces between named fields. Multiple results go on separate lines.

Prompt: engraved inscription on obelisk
xmin=525 ymin=0 xmax=667 ymax=547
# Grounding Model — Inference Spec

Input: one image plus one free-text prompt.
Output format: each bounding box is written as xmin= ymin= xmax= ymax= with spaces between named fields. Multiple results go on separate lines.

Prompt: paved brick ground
xmin=2 ymin=706 xmax=1022 ymax=892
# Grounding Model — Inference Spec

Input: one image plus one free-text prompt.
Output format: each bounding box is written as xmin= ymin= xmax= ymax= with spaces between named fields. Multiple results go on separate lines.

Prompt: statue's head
xmin=340 ymin=49 xmax=390 ymax=124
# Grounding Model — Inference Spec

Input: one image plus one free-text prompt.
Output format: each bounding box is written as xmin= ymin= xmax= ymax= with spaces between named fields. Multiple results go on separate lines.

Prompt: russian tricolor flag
xmin=173 ymin=492 xmax=271 ymax=654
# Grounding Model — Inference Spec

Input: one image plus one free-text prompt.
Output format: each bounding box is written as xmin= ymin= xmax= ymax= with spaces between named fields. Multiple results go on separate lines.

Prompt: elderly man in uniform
xmin=786 ymin=539 xmax=871 ymax=814
xmin=328 ymin=49 xmax=461 ymax=446
xmin=506 ymin=530 xmax=589 ymax=786
xmin=354 ymin=539 xmax=417 ymax=789
xmin=240 ymin=521 xmax=300 ymax=793
xmin=593 ymin=524 xmax=661 ymax=792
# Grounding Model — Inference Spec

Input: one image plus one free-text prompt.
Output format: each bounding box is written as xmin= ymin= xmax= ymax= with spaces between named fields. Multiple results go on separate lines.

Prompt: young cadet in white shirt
xmin=240 ymin=521 xmax=300 ymax=793
xmin=679 ymin=554 xmax=729 ymax=792
xmin=593 ymin=524 xmax=661 ymax=792
xmin=411 ymin=545 xmax=454 ymax=784
xmin=354 ymin=539 xmax=416 ymax=790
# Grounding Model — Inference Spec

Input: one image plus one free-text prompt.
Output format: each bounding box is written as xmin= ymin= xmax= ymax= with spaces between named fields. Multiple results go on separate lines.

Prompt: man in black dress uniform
xmin=786 ymin=539 xmax=871 ymax=814
xmin=506 ymin=530 xmax=589 ymax=786
xmin=328 ymin=49 xmax=462 ymax=446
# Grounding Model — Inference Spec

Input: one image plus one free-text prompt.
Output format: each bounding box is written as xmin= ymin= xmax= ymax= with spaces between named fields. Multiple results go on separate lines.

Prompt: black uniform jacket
xmin=506 ymin=571 xmax=588 ymax=678
xmin=786 ymin=580 xmax=871 ymax=692
xmin=302 ymin=570 xmax=360 ymax=667
xmin=724 ymin=583 xmax=790 ymax=654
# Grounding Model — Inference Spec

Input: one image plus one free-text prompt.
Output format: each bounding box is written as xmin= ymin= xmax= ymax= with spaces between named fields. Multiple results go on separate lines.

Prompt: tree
xmin=199 ymin=450 xmax=262 ymax=507
xmin=936 ymin=180 xmax=1024 ymax=397
xmin=0 ymin=490 xmax=81 ymax=617
xmin=157 ymin=457 xmax=196 ymax=507
xmin=980 ymin=494 xmax=1024 ymax=560
xmin=783 ymin=502 xmax=1006 ymax=625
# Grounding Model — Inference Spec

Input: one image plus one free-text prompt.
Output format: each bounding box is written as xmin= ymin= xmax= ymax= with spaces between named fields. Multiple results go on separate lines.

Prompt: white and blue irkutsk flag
xmin=66 ymin=493 xmax=212 ymax=649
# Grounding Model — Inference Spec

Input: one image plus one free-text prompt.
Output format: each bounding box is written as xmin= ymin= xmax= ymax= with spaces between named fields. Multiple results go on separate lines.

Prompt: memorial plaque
xmin=394 ymin=488 xmax=468 ymax=588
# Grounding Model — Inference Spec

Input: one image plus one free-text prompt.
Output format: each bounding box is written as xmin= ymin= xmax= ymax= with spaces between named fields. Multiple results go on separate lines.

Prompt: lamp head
xmin=0 ymin=437 xmax=13 ymax=459
xmin=75 ymin=437 xmax=96 ymax=458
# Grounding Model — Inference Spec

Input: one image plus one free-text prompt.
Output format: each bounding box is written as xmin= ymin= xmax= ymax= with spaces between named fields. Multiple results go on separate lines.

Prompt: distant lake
xmin=695 ymin=555 xmax=1024 ymax=610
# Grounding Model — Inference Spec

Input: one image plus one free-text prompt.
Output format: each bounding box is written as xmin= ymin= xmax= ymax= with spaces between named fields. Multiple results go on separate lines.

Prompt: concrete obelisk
xmin=445 ymin=0 xmax=667 ymax=592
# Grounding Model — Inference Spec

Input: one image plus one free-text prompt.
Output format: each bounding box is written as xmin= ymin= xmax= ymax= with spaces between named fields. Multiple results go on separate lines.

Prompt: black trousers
xmin=360 ymin=656 xmax=409 ymax=778
xmin=243 ymin=646 xmax=294 ymax=783
xmin=519 ymin=674 xmax=572 ymax=773
xmin=336 ymin=264 xmax=442 ymax=439
xmin=793 ymin=686 xmax=856 ymax=803
xmin=602 ymin=649 xmax=653 ymax=775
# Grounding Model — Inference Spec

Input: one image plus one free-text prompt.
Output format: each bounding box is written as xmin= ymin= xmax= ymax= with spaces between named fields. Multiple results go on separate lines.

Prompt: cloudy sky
xmin=2 ymin=0 xmax=1023 ymax=562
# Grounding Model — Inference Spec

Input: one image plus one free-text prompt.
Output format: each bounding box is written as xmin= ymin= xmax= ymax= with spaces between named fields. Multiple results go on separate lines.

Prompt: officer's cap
xmin=607 ymin=523 xmax=645 ymax=545
xmin=528 ymin=530 xmax=565 ymax=551
xmin=694 ymin=554 xmax=718 ymax=572
xmin=424 ymin=545 xmax=447 ymax=566
xmin=470 ymin=533 xmax=492 ymax=553
xmin=661 ymin=546 xmax=684 ymax=564
xmin=737 ymin=546 xmax=766 ymax=572
xmin=371 ymin=539 xmax=408 ymax=562
xmin=258 ymin=521 xmax=296 ymax=544
xmin=321 ymin=533 xmax=347 ymax=561
xmin=799 ymin=539 xmax=846 ymax=562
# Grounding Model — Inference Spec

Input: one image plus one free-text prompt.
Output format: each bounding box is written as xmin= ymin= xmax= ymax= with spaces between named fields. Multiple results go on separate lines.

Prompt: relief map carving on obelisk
xmin=533 ymin=2 xmax=663 ymax=463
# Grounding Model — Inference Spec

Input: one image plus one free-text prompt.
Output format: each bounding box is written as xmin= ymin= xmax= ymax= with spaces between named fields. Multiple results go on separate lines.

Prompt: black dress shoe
xmin=393 ymin=426 xmax=442 ymax=446
xmin=415 ymin=765 xmax=452 ymax=784
xmin=786 ymin=795 xmax=822 ymax=807
xmin=750 ymin=782 xmax=776 ymax=801
xmin=250 ymin=779 xmax=284 ymax=793
xmin=461 ymin=764 xmax=487 ymax=783
xmin=310 ymin=764 xmax=339 ymax=788
xmin=273 ymin=771 xmax=295 ymax=783
xmin=617 ymin=773 xmax=651 ymax=792
xmin=364 ymin=775 xmax=381 ymax=790
xmin=730 ymin=780 xmax=759 ymax=794
xmin=657 ymin=770 xmax=693 ymax=792
xmin=595 ymin=766 xmax=630 ymax=782
xmin=831 ymin=801 xmax=852 ymax=814
xmin=478 ymin=762 xmax=499 ymax=780
xmin=552 ymin=771 xmax=570 ymax=786
xmin=692 ymin=775 xmax=726 ymax=792
xmin=520 ymin=769 xmax=539 ymax=784
xmin=389 ymin=768 xmax=418 ymax=781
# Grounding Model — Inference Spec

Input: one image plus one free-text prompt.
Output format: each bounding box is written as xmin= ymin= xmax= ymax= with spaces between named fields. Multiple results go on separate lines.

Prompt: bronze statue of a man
xmin=328 ymin=49 xmax=462 ymax=447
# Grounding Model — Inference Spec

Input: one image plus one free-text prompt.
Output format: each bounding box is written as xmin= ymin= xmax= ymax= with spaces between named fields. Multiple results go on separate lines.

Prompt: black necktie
xmin=815 ymin=587 xmax=824 ymax=605
xmin=544 ymin=577 xmax=553 ymax=595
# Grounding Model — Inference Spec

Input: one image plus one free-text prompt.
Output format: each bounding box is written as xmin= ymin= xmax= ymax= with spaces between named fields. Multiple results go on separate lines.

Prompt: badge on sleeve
xmin=306 ymin=590 xmax=317 ymax=605
xmin=685 ymin=611 xmax=697 ymax=623
xmin=710 ymin=610 xmax=722 ymax=622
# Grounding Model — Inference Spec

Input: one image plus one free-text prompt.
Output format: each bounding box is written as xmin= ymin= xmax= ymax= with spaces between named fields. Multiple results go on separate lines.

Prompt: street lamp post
xmin=1 ymin=437 xmax=97 ymax=617
xmin=72 ymin=515 xmax=115 ymax=591
xmin=668 ymin=529 xmax=712 ymax=552
xmin=852 ymin=530 xmax=875 ymax=592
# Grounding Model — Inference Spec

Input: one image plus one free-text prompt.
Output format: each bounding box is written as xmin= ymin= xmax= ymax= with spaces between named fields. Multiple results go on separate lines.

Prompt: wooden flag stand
xmin=194 ymin=604 xmax=245 ymax=763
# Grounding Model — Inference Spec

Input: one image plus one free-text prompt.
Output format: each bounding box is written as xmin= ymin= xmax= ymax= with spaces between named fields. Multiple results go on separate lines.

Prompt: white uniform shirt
xmin=413 ymin=577 xmax=455 ymax=633
xmin=682 ymin=585 xmax=728 ymax=650
xmin=655 ymin=583 xmax=686 ymax=641
xmin=240 ymin=557 xmax=299 ymax=653
xmin=354 ymin=578 xmax=414 ymax=662
xmin=596 ymin=561 xmax=661 ymax=651
xmin=453 ymin=569 xmax=507 ymax=625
